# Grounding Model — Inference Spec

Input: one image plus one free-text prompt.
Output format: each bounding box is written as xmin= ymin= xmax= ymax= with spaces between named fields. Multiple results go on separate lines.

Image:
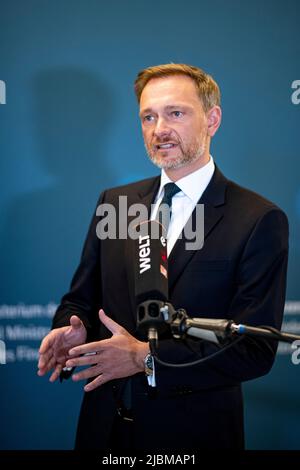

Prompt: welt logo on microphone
xmin=138 ymin=234 xmax=151 ymax=274
xmin=0 ymin=80 xmax=6 ymax=105
xmin=138 ymin=230 xmax=168 ymax=279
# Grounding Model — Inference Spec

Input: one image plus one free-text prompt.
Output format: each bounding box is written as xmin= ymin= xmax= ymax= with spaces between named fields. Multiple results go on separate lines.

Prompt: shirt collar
xmin=157 ymin=156 xmax=215 ymax=203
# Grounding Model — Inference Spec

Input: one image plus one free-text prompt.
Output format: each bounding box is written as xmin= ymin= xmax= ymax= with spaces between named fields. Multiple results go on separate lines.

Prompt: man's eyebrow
xmin=164 ymin=105 xmax=190 ymax=111
xmin=139 ymin=107 xmax=153 ymax=117
xmin=139 ymin=104 xmax=191 ymax=117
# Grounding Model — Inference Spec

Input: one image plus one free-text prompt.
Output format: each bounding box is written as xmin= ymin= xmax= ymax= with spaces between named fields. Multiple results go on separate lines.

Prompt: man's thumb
xmin=70 ymin=315 xmax=83 ymax=329
xmin=98 ymin=309 xmax=122 ymax=334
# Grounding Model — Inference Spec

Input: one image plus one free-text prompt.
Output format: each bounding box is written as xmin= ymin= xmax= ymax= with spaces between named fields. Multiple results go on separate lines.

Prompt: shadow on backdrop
xmin=0 ymin=67 xmax=115 ymax=449
xmin=0 ymin=67 xmax=115 ymax=303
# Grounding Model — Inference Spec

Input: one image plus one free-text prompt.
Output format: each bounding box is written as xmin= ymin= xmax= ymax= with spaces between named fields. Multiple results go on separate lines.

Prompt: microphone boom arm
xmin=137 ymin=300 xmax=300 ymax=346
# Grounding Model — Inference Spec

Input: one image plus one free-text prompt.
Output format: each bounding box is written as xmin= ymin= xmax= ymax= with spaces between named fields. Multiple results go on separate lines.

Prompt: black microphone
xmin=134 ymin=220 xmax=169 ymax=342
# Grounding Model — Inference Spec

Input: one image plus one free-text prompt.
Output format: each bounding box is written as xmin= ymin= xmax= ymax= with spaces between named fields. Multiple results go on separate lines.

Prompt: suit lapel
xmin=168 ymin=166 xmax=228 ymax=292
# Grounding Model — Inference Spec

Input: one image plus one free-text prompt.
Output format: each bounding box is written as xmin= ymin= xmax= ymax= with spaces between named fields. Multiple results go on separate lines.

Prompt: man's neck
xmin=164 ymin=153 xmax=210 ymax=182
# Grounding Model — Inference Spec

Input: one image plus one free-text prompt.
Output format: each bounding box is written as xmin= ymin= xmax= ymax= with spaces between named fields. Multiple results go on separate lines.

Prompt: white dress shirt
xmin=151 ymin=157 xmax=215 ymax=256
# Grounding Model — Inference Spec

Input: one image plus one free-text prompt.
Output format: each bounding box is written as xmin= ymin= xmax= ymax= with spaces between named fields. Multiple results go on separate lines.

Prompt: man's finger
xmin=49 ymin=364 xmax=63 ymax=382
xmin=38 ymin=348 xmax=53 ymax=369
xmin=38 ymin=354 xmax=53 ymax=373
xmin=38 ymin=356 xmax=57 ymax=375
xmin=72 ymin=364 xmax=101 ymax=382
xmin=66 ymin=353 xmax=100 ymax=368
xmin=39 ymin=332 xmax=55 ymax=354
xmin=69 ymin=341 xmax=102 ymax=357
xmin=98 ymin=309 xmax=124 ymax=335
xmin=84 ymin=374 xmax=107 ymax=392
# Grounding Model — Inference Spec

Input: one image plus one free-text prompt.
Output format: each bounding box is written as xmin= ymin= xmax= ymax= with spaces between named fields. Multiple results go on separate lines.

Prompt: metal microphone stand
xmin=137 ymin=300 xmax=300 ymax=356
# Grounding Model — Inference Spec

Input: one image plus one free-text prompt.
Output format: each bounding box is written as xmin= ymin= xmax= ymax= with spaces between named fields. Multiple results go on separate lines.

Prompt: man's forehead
xmin=141 ymin=74 xmax=197 ymax=95
xmin=140 ymin=75 xmax=202 ymax=109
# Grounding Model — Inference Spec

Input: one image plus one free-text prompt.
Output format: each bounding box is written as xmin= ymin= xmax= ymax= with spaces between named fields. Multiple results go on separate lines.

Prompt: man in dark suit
xmin=38 ymin=63 xmax=288 ymax=450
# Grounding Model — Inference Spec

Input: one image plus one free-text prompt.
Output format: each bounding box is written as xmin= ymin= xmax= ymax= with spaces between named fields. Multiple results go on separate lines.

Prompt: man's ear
xmin=207 ymin=106 xmax=222 ymax=137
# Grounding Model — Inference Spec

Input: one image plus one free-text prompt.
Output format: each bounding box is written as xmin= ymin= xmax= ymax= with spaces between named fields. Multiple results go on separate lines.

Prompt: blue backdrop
xmin=0 ymin=0 xmax=299 ymax=449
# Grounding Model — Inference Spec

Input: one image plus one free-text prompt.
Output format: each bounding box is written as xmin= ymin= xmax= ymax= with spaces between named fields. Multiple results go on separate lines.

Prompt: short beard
xmin=145 ymin=142 xmax=206 ymax=170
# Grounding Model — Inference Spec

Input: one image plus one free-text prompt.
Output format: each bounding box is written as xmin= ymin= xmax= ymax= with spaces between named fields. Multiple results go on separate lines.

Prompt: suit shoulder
xmin=224 ymin=180 xmax=289 ymax=251
xmin=226 ymin=179 xmax=286 ymax=216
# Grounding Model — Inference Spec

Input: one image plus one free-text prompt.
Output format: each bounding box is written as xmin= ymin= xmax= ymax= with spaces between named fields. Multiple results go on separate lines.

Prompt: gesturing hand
xmin=65 ymin=309 xmax=149 ymax=392
xmin=37 ymin=315 xmax=87 ymax=382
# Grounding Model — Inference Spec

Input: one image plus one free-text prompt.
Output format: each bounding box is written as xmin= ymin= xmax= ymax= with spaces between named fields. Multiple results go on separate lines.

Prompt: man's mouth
xmin=155 ymin=143 xmax=178 ymax=150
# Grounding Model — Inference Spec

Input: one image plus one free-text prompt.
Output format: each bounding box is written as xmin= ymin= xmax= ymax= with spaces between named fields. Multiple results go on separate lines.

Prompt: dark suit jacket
xmin=53 ymin=166 xmax=289 ymax=450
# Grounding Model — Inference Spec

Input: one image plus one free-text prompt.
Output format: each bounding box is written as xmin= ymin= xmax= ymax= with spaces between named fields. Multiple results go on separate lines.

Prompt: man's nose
xmin=154 ymin=117 xmax=170 ymax=137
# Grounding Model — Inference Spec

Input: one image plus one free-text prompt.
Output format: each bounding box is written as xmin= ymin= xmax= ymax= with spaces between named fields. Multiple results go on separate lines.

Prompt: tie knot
xmin=161 ymin=182 xmax=181 ymax=206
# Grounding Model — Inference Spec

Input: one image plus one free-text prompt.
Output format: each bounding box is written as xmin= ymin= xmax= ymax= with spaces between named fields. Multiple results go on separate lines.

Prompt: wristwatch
xmin=144 ymin=353 xmax=154 ymax=376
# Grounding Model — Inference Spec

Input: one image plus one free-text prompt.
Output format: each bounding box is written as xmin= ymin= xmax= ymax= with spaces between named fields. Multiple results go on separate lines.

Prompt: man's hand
xmin=65 ymin=309 xmax=149 ymax=392
xmin=37 ymin=315 xmax=87 ymax=382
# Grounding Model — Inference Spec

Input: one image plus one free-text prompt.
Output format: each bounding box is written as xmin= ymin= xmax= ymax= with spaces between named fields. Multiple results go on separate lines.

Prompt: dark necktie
xmin=157 ymin=182 xmax=181 ymax=233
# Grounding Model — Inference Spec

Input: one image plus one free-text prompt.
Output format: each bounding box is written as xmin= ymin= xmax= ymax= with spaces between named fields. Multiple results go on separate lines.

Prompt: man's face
xmin=139 ymin=75 xmax=211 ymax=172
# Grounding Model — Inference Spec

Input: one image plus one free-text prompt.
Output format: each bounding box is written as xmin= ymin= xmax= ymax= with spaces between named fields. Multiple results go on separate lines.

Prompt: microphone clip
xmin=137 ymin=300 xmax=173 ymax=333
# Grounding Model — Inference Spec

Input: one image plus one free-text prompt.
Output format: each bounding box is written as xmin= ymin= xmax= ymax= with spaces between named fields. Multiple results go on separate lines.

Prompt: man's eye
xmin=172 ymin=111 xmax=183 ymax=117
xmin=143 ymin=115 xmax=154 ymax=122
